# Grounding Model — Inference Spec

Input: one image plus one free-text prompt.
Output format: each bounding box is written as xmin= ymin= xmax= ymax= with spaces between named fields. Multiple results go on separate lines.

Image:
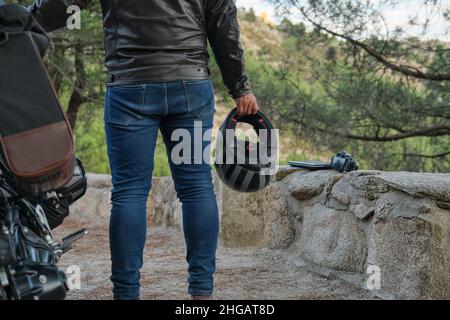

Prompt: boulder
xmin=376 ymin=172 xmax=450 ymax=202
xmin=288 ymin=170 xmax=340 ymax=201
xmin=299 ymin=203 xmax=367 ymax=273
xmin=70 ymin=187 xmax=111 ymax=222
xmin=262 ymin=182 xmax=296 ymax=249
xmin=368 ymin=215 xmax=450 ymax=299
xmin=220 ymin=187 xmax=265 ymax=247
xmin=86 ymin=173 xmax=112 ymax=189
xmin=151 ymin=177 xmax=182 ymax=229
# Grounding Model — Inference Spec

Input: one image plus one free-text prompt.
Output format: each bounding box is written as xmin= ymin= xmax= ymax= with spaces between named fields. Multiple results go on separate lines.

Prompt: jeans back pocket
xmin=105 ymin=85 xmax=146 ymax=126
xmin=182 ymin=80 xmax=215 ymax=121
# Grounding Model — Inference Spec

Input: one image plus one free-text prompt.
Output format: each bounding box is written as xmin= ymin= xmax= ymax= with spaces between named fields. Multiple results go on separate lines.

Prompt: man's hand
xmin=236 ymin=93 xmax=259 ymax=116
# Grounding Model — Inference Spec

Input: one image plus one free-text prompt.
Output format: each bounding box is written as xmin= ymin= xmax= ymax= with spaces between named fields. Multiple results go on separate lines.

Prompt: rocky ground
xmin=54 ymin=217 xmax=376 ymax=300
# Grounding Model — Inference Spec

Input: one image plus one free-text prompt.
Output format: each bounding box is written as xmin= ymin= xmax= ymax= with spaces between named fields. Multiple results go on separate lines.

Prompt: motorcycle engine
xmin=1 ymin=224 xmax=68 ymax=300
xmin=0 ymin=158 xmax=87 ymax=300
xmin=8 ymin=262 xmax=68 ymax=300
xmin=0 ymin=225 xmax=15 ymax=266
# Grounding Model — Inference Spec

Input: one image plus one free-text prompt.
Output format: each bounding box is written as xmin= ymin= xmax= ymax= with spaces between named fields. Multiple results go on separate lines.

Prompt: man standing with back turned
xmin=28 ymin=0 xmax=259 ymax=299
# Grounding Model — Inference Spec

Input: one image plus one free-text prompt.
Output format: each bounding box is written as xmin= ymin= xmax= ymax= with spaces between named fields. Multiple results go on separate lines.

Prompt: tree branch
xmin=313 ymin=124 xmax=450 ymax=142
xmin=298 ymin=7 xmax=450 ymax=81
xmin=400 ymin=151 xmax=450 ymax=159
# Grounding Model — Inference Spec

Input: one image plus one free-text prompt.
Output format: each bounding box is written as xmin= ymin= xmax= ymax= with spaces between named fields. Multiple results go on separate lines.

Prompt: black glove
xmin=331 ymin=151 xmax=360 ymax=172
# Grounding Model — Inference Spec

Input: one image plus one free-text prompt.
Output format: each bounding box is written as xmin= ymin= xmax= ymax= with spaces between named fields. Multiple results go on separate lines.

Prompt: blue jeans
xmin=104 ymin=80 xmax=219 ymax=300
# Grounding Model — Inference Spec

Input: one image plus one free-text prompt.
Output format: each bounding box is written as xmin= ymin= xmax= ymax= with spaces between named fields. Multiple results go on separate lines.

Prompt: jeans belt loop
xmin=107 ymin=73 xmax=115 ymax=83
xmin=0 ymin=30 xmax=9 ymax=46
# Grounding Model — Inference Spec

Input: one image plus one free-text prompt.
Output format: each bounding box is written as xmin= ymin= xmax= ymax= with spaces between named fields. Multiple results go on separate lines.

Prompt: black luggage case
xmin=0 ymin=4 xmax=75 ymax=196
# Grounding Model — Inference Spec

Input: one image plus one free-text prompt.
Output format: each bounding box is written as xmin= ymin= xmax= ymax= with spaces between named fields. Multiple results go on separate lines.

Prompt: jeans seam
xmin=140 ymin=84 xmax=146 ymax=115
xmin=183 ymin=79 xmax=211 ymax=85
xmin=181 ymin=80 xmax=189 ymax=114
xmin=105 ymin=89 xmax=111 ymax=122
xmin=164 ymin=82 xmax=169 ymax=116
xmin=189 ymin=289 xmax=213 ymax=296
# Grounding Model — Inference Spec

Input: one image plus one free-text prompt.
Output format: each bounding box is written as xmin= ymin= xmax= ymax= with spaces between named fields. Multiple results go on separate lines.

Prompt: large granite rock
xmin=299 ymin=203 xmax=367 ymax=273
xmin=368 ymin=191 xmax=450 ymax=299
xmin=262 ymin=180 xmax=296 ymax=249
xmin=214 ymin=168 xmax=450 ymax=299
xmin=368 ymin=216 xmax=449 ymax=299
xmin=288 ymin=171 xmax=340 ymax=201
xmin=151 ymin=177 xmax=182 ymax=229
xmin=71 ymin=174 xmax=112 ymax=223
xmin=220 ymin=187 xmax=265 ymax=247
xmin=376 ymin=172 xmax=450 ymax=201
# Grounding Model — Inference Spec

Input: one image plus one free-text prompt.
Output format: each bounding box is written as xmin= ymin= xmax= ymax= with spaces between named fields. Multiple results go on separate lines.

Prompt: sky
xmin=236 ymin=0 xmax=449 ymax=40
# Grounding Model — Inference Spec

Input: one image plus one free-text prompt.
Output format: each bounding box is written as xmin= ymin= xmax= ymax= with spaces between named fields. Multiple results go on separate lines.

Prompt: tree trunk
xmin=47 ymin=32 xmax=65 ymax=95
xmin=66 ymin=41 xmax=87 ymax=130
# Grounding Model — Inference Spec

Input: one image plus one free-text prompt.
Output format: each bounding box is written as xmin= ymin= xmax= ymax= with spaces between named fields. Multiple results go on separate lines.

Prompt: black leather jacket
xmin=28 ymin=0 xmax=252 ymax=98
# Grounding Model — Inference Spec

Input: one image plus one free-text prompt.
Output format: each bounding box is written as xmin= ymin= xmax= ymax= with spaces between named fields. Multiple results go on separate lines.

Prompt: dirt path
xmin=54 ymin=218 xmax=375 ymax=300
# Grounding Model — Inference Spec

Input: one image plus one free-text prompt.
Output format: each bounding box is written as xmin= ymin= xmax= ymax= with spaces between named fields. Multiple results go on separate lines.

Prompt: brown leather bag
xmin=0 ymin=4 xmax=75 ymax=196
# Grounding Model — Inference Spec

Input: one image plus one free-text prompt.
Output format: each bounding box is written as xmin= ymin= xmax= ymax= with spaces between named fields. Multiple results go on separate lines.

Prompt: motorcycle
xmin=0 ymin=156 xmax=87 ymax=300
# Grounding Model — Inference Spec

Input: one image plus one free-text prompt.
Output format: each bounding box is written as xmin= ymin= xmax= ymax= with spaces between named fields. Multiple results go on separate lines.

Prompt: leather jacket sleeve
xmin=205 ymin=0 xmax=252 ymax=99
xmin=28 ymin=0 xmax=90 ymax=32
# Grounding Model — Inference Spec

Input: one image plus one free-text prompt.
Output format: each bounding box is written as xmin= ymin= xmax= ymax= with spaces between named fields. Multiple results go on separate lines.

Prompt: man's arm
xmin=28 ymin=0 xmax=89 ymax=32
xmin=205 ymin=0 xmax=258 ymax=114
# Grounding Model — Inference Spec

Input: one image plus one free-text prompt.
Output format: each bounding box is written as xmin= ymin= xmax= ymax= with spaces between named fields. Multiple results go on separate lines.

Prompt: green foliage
xmin=153 ymin=135 xmax=172 ymax=177
xmin=242 ymin=7 xmax=258 ymax=23
xmin=247 ymin=2 xmax=449 ymax=172
xmin=74 ymin=108 xmax=109 ymax=173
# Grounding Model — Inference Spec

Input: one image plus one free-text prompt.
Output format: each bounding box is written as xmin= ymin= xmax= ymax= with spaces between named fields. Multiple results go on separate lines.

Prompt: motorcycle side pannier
xmin=0 ymin=5 xmax=75 ymax=196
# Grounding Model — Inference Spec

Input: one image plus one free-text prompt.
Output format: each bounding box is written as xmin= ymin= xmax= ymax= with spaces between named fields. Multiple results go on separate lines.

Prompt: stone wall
xmin=72 ymin=168 xmax=450 ymax=299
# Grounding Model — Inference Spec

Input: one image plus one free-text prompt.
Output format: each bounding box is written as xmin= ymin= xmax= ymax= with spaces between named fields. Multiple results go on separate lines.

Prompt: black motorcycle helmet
xmin=214 ymin=108 xmax=278 ymax=193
